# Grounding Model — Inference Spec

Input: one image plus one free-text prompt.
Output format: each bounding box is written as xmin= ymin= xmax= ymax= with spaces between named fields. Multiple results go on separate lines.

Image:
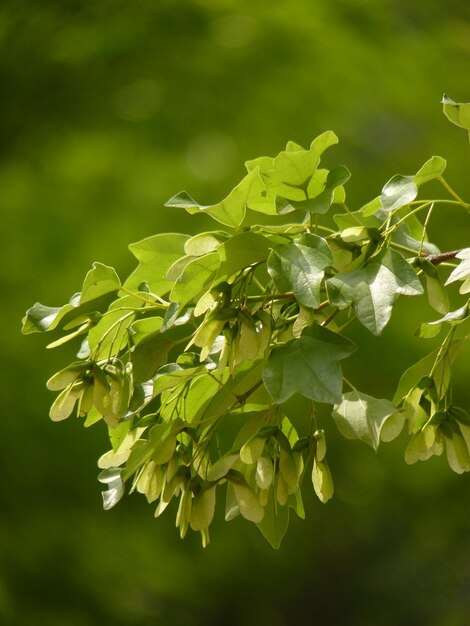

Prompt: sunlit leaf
xmin=125 ymin=233 xmax=189 ymax=295
xmin=415 ymin=302 xmax=469 ymax=339
xmin=327 ymin=249 xmax=423 ymax=335
xmin=217 ymin=231 xmax=271 ymax=282
xmin=442 ymin=94 xmax=470 ymax=131
xmin=80 ymin=262 xmax=121 ymax=304
xmin=445 ymin=248 xmax=470 ymax=291
xmin=380 ymin=175 xmax=418 ymax=212
xmin=170 ymin=252 xmax=220 ymax=308
xmin=166 ymin=168 xmax=265 ymax=228
xmin=413 ymin=156 xmax=446 ymax=185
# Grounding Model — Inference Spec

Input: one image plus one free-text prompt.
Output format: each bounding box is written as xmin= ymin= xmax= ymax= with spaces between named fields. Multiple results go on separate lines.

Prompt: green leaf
xmin=80 ymin=263 xmax=121 ymax=305
xmin=332 ymin=390 xmax=403 ymax=451
xmin=445 ymin=248 xmax=470 ymax=292
xmin=207 ymin=454 xmax=239 ymax=482
xmin=272 ymin=132 xmax=338 ymax=188
xmin=418 ymin=259 xmax=449 ymax=315
xmin=380 ymin=175 xmax=418 ymax=212
xmin=21 ymin=289 xmax=114 ymax=335
xmin=442 ymin=94 xmax=470 ymax=131
xmin=88 ymin=310 xmax=134 ymax=358
xmin=190 ymin=360 xmax=264 ymax=426
xmin=416 ymin=302 xmax=469 ymax=339
xmin=49 ymin=383 xmax=83 ymax=421
xmin=245 ymin=132 xmax=338 ymax=211
xmin=267 ymin=233 xmax=332 ymax=308
xmin=22 ymin=302 xmax=70 ymax=334
xmin=216 ymin=231 xmax=271 ymax=282
xmin=333 ymin=210 xmax=381 ymax=231
xmin=170 ymin=252 xmax=220 ymax=309
xmin=131 ymin=324 xmax=190 ymax=383
xmin=46 ymin=361 xmax=90 ymax=391
xmin=302 ymin=165 xmax=351 ymax=214
xmin=166 ymin=168 xmax=265 ymax=228
xmin=327 ymin=249 xmax=424 ymax=335
xmin=125 ymin=233 xmax=189 ymax=295
xmin=184 ymin=231 xmax=229 ymax=257
xmin=191 ymin=314 xmax=228 ymax=361
xmin=152 ymin=361 xmax=207 ymax=397
xmin=393 ymin=339 xmax=464 ymax=404
xmin=263 ymin=324 xmax=355 ymax=405
xmin=413 ymin=156 xmax=447 ymax=185
xmin=256 ymin=487 xmax=289 ymax=549
xmin=130 ymin=317 xmax=163 ymax=345
xmin=46 ymin=322 xmax=91 ymax=349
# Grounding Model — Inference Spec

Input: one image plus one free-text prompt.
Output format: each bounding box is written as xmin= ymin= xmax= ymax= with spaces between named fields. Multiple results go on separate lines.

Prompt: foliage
xmin=22 ymin=98 xmax=470 ymax=548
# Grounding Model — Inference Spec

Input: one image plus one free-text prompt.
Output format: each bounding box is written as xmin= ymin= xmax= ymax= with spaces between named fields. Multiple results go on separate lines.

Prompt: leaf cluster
xmin=22 ymin=99 xmax=470 ymax=547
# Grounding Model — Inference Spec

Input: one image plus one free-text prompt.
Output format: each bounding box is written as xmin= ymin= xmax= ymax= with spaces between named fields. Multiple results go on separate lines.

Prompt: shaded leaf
xmin=263 ymin=324 xmax=355 ymax=404
xmin=267 ymin=233 xmax=332 ymax=308
xmin=327 ymin=249 xmax=423 ymax=335
xmin=256 ymin=487 xmax=289 ymax=549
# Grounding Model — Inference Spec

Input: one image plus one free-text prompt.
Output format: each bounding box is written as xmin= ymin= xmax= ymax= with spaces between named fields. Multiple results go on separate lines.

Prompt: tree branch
xmin=422 ymin=250 xmax=462 ymax=265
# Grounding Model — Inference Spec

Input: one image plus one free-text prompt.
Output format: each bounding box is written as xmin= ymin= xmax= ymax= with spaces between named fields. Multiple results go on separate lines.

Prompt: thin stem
xmin=337 ymin=315 xmax=356 ymax=333
xmin=419 ymin=202 xmax=434 ymax=257
xmin=342 ymin=377 xmax=357 ymax=392
xmin=438 ymin=176 xmax=470 ymax=210
xmin=321 ymin=308 xmax=339 ymax=327
xmin=389 ymin=242 xmax=422 ymax=257
xmin=341 ymin=202 xmax=363 ymax=225
xmin=381 ymin=202 xmax=433 ymax=238
xmin=430 ymin=327 xmax=456 ymax=378
xmin=120 ymin=285 xmax=168 ymax=308
xmin=245 ymin=292 xmax=296 ymax=303
xmin=91 ymin=311 xmax=135 ymax=358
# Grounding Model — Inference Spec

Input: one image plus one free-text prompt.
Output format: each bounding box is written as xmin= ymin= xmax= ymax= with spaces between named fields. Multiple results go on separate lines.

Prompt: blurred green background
xmin=2 ymin=1 xmax=470 ymax=624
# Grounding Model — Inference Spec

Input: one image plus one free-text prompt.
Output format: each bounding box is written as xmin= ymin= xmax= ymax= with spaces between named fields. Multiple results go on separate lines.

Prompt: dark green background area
xmin=2 ymin=1 xmax=470 ymax=624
